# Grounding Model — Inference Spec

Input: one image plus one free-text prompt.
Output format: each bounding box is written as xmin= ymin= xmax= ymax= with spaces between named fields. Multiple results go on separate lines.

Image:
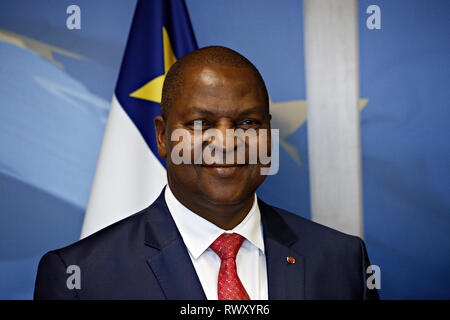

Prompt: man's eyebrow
xmin=189 ymin=107 xmax=216 ymax=116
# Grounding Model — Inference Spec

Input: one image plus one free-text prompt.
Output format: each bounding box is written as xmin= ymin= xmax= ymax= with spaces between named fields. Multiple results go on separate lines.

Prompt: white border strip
xmin=303 ymin=0 xmax=363 ymax=237
xmin=81 ymin=95 xmax=166 ymax=238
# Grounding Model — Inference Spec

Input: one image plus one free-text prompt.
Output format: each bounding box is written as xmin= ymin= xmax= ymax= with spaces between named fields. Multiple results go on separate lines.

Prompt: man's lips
xmin=197 ymin=163 xmax=248 ymax=177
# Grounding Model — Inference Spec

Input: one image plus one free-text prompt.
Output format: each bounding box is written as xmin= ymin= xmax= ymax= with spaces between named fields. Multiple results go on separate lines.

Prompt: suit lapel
xmin=142 ymin=190 xmax=305 ymax=300
xmin=143 ymin=190 xmax=206 ymax=300
xmin=259 ymin=200 xmax=305 ymax=300
xmin=146 ymin=238 xmax=206 ymax=299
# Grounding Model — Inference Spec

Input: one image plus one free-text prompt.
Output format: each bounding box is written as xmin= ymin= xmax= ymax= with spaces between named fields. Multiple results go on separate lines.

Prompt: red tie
xmin=210 ymin=233 xmax=250 ymax=300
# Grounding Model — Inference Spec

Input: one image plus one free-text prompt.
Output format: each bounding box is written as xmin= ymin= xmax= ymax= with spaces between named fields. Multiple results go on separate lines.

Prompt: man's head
xmin=155 ymin=46 xmax=271 ymax=210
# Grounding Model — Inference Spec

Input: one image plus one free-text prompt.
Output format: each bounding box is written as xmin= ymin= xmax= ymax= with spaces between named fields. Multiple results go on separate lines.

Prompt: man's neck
xmin=167 ymin=183 xmax=255 ymax=230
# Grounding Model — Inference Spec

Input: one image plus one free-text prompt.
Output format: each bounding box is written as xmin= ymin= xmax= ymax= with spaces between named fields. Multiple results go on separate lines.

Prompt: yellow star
xmin=129 ymin=27 xmax=177 ymax=103
xmin=0 ymin=28 xmax=85 ymax=68
xmin=270 ymin=97 xmax=369 ymax=165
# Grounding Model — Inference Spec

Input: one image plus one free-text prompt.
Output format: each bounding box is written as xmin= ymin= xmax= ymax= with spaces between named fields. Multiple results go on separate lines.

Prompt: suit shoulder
xmin=48 ymin=207 xmax=150 ymax=262
xmin=267 ymin=204 xmax=362 ymax=248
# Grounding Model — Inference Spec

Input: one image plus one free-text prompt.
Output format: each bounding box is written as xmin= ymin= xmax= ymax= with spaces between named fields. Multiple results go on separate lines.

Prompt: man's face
xmin=155 ymin=64 xmax=271 ymax=206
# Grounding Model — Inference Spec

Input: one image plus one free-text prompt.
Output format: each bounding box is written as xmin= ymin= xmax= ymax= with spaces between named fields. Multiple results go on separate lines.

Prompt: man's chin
xmin=200 ymin=188 xmax=250 ymax=206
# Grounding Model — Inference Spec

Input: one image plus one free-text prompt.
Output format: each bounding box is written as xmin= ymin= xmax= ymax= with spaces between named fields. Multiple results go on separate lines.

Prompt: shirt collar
xmin=164 ymin=185 xmax=265 ymax=260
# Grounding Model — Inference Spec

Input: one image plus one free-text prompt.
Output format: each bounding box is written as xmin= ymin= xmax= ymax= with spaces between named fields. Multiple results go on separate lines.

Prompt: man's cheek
xmin=168 ymin=130 xmax=195 ymax=165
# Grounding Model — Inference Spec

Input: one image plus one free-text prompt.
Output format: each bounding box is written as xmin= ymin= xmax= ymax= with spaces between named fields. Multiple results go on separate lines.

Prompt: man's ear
xmin=154 ymin=116 xmax=167 ymax=159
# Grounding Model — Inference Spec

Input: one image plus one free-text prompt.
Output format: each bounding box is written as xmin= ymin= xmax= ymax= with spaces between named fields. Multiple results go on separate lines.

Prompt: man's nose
xmin=203 ymin=125 xmax=237 ymax=153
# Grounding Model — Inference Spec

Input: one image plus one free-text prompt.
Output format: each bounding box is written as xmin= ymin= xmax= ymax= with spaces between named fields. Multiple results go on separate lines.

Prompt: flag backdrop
xmin=81 ymin=0 xmax=198 ymax=238
xmin=358 ymin=0 xmax=450 ymax=298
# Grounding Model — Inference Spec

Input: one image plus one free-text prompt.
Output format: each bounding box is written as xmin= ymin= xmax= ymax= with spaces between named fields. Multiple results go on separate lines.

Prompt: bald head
xmin=160 ymin=46 xmax=269 ymax=119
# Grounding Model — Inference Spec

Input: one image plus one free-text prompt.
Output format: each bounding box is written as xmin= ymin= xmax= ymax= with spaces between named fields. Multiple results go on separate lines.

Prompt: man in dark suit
xmin=34 ymin=46 xmax=379 ymax=300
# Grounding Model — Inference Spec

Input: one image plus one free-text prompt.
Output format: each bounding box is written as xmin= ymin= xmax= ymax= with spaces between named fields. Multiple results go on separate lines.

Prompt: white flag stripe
xmin=81 ymin=95 xmax=166 ymax=238
xmin=303 ymin=0 xmax=363 ymax=237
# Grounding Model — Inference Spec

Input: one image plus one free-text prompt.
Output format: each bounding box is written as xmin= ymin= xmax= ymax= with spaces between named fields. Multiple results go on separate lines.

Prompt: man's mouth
xmin=197 ymin=163 xmax=248 ymax=177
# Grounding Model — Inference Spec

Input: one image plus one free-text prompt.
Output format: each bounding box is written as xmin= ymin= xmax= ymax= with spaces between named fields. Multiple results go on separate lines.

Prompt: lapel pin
xmin=286 ymin=256 xmax=296 ymax=264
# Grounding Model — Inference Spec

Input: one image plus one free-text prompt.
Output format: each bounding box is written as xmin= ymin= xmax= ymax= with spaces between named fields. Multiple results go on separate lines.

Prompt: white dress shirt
xmin=164 ymin=185 xmax=268 ymax=300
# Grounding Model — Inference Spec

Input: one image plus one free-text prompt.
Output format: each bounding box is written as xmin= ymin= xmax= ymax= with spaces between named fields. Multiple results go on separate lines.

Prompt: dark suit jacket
xmin=34 ymin=190 xmax=379 ymax=300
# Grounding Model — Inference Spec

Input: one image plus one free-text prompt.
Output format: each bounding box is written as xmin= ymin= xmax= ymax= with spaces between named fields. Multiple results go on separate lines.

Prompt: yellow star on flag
xmin=129 ymin=27 xmax=177 ymax=103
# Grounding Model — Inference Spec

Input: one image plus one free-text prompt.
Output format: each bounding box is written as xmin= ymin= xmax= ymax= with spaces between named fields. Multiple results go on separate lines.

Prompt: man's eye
xmin=187 ymin=120 xmax=211 ymax=129
xmin=238 ymin=119 xmax=259 ymax=127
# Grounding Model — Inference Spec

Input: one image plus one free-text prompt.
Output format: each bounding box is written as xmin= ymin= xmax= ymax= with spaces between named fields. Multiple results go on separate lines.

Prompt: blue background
xmin=0 ymin=0 xmax=448 ymax=299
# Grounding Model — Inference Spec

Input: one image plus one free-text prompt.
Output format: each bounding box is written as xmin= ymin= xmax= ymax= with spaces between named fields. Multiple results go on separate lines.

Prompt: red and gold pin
xmin=286 ymin=256 xmax=295 ymax=264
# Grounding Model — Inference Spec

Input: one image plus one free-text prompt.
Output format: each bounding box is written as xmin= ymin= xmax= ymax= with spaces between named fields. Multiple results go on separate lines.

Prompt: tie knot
xmin=210 ymin=233 xmax=245 ymax=260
